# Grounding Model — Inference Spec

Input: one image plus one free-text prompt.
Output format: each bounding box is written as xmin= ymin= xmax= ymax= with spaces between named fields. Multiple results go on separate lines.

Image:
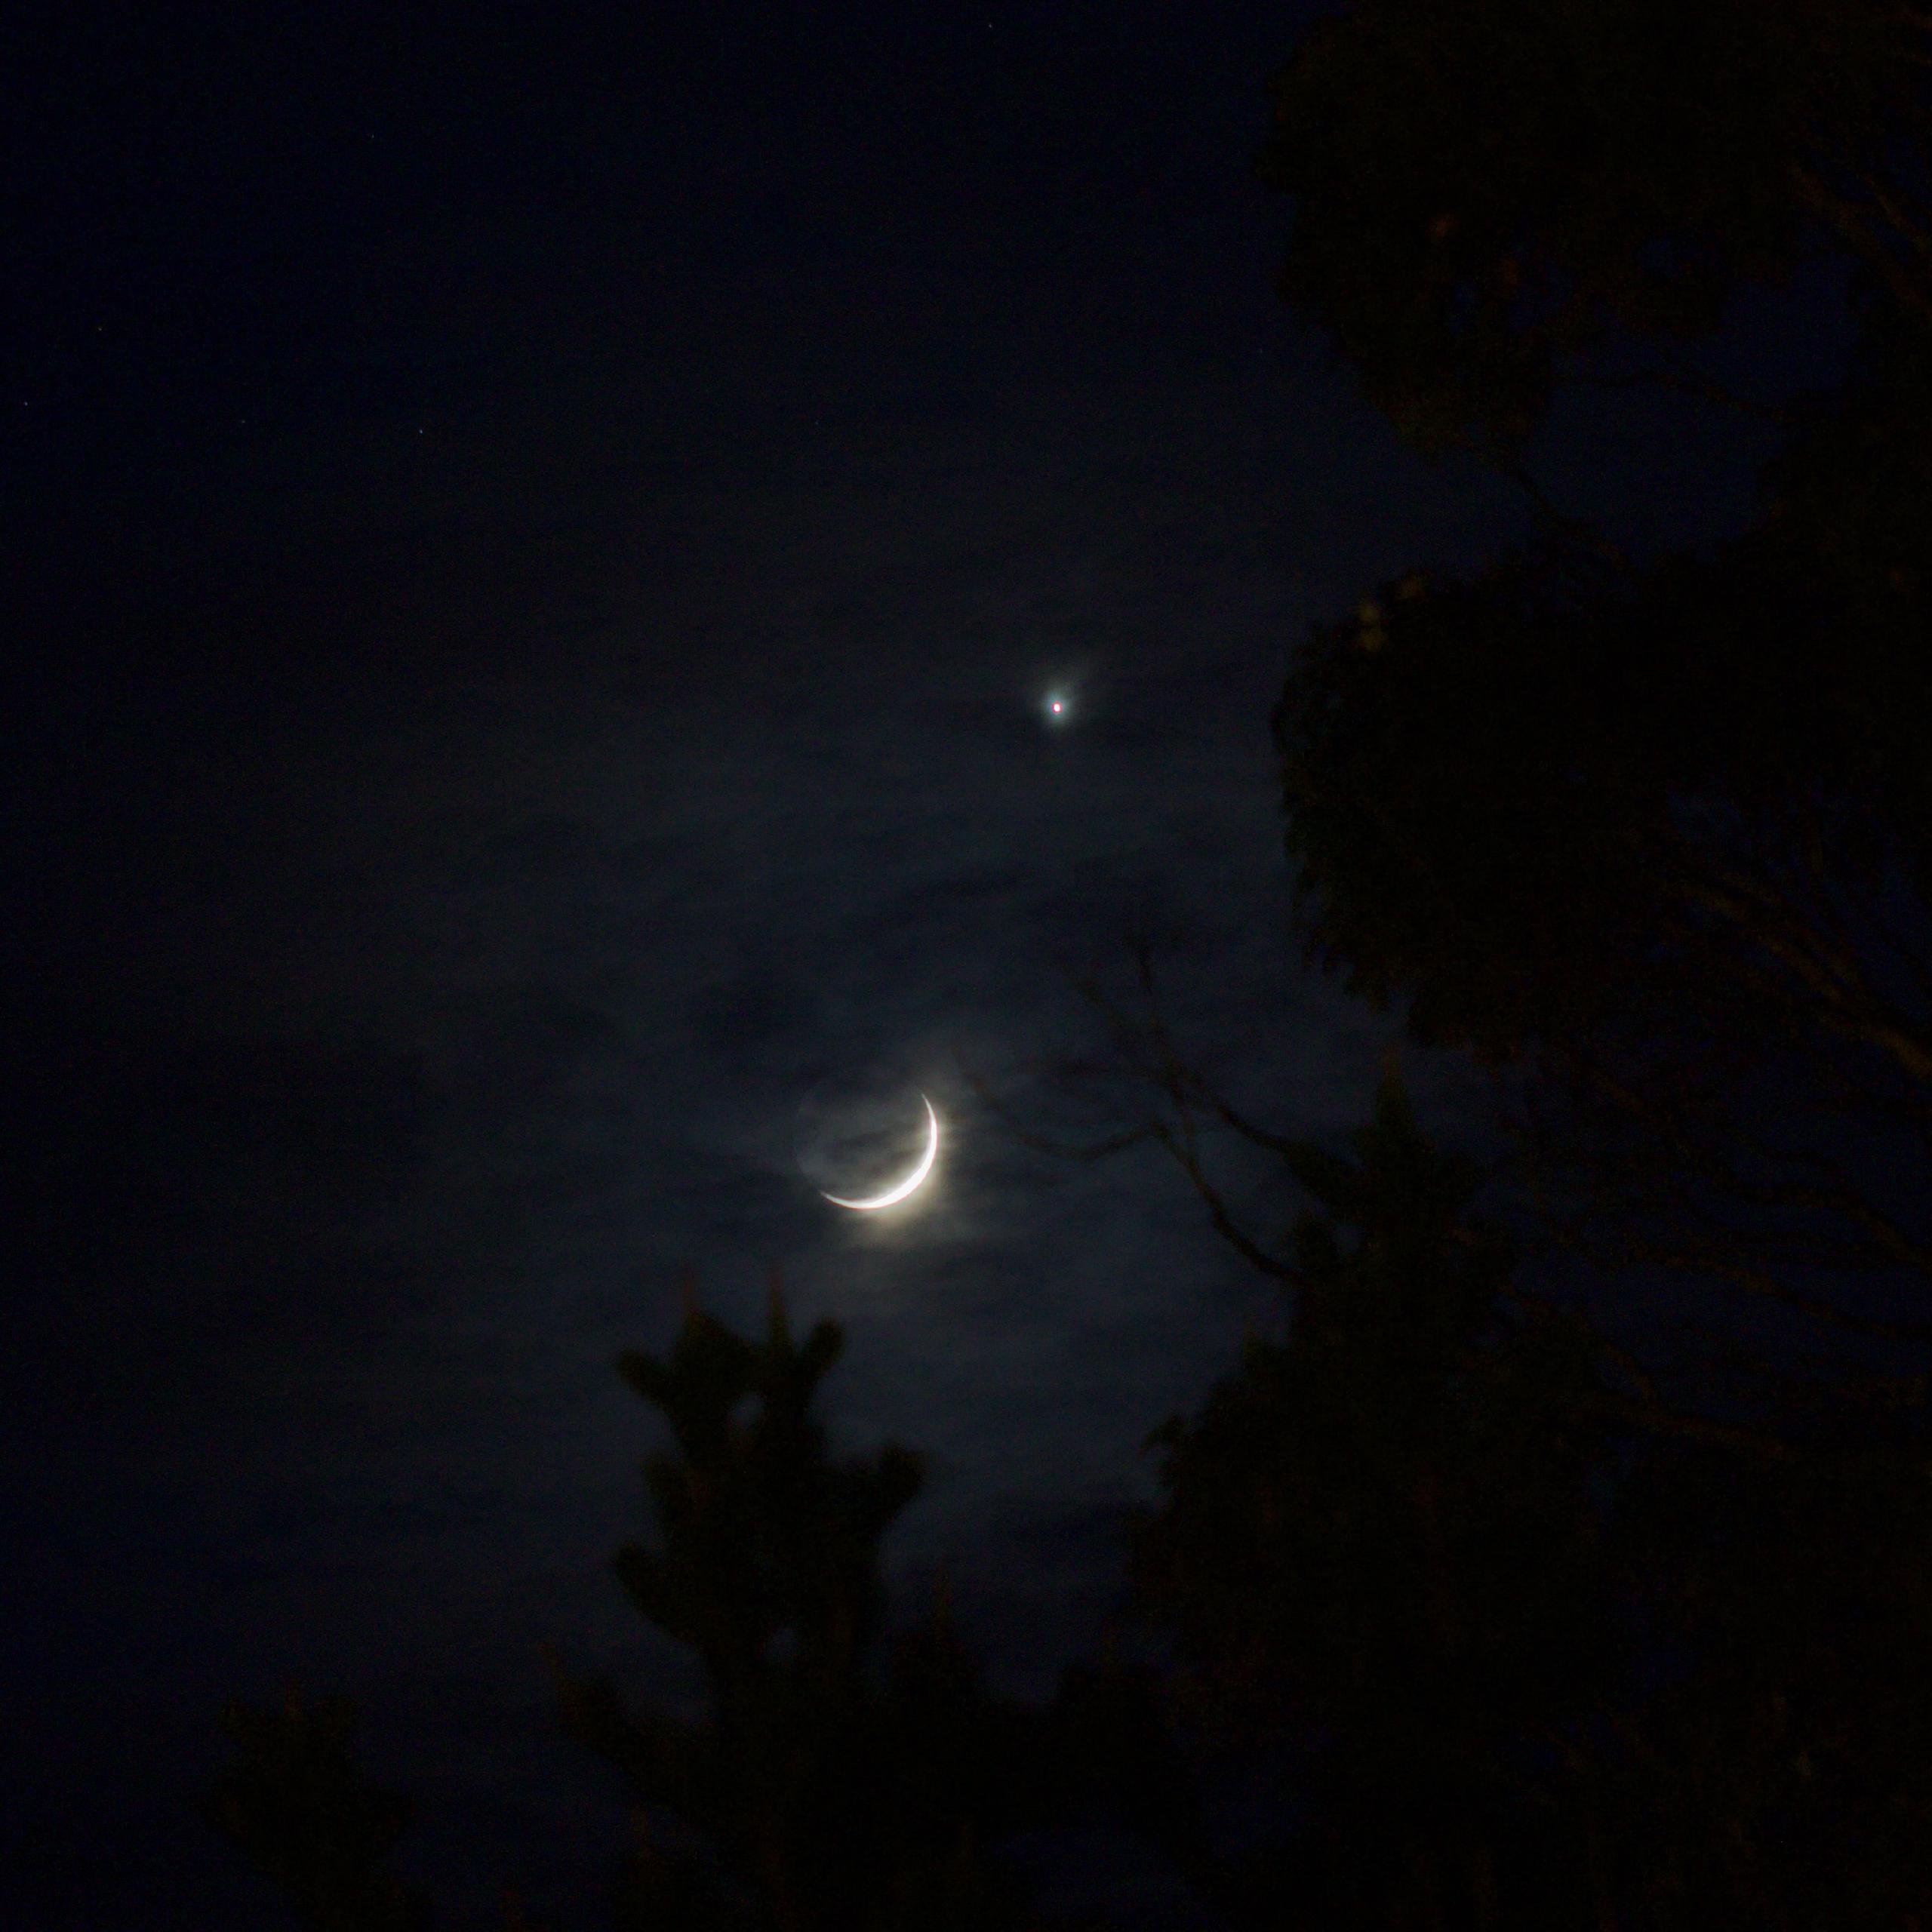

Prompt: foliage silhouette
xmin=1257 ymin=0 xmax=1932 ymax=460
xmin=1111 ymin=1059 xmax=1932 ymax=1924
xmin=1229 ymin=8 xmax=1932 ymax=1910
xmin=1131 ymin=1056 xmax=1622 ymax=1926
xmin=1263 ymin=0 xmax=1932 ymax=1364
xmin=546 ymin=1284 xmax=1042 ymax=1932
xmin=1590 ymin=1416 xmax=1932 ymax=1926
xmin=202 ymin=1291 xmax=1057 ymax=1932
xmin=204 ymin=1686 xmax=436 ymax=1932
xmin=205 ymin=1091 xmax=1932 ymax=1927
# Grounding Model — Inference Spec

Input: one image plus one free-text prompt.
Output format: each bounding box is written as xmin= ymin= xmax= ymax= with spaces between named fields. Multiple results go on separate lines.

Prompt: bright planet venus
xmin=820 ymin=1094 xmax=940 ymax=1211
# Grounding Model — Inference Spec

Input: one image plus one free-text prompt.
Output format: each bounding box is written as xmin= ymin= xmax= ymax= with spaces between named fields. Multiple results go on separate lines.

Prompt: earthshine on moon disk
xmin=820 ymin=1095 xmax=940 ymax=1211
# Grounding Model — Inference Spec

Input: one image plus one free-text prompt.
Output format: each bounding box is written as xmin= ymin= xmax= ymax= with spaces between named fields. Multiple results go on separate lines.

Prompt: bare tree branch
xmin=1147 ymin=1119 xmax=1303 ymax=1288
xmin=1582 ymin=358 xmax=1789 ymax=429
xmin=1790 ymin=159 xmax=1932 ymax=328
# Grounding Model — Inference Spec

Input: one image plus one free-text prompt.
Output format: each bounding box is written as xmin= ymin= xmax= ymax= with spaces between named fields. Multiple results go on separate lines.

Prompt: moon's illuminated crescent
xmin=821 ymin=1096 xmax=940 ymax=1211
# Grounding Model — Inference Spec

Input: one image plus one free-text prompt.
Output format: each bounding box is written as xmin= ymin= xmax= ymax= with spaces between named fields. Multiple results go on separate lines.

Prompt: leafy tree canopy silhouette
xmin=547 ymin=1285 xmax=1040 ymax=1932
xmin=204 ymin=1088 xmax=1932 ymax=1928
xmin=1258 ymin=0 xmax=1931 ymax=460
xmin=1127 ymin=1060 xmax=1932 ymax=1925
xmin=205 ymin=1686 xmax=435 ymax=1932
xmin=1263 ymin=0 xmax=1932 ymax=1347
xmin=1133 ymin=1056 xmax=1620 ymax=1924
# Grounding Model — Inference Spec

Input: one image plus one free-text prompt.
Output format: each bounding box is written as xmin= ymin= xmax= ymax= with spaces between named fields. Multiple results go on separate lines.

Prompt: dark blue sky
xmin=4 ymin=5 xmax=1843 ymax=1927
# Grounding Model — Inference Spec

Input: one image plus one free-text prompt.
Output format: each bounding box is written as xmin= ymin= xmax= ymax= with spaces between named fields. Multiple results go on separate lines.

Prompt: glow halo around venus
xmin=820 ymin=1095 xmax=940 ymax=1211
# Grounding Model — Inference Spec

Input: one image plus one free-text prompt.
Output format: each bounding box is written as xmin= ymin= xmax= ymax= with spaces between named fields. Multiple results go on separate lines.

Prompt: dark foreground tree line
xmin=209 ymin=2 xmax=1932 ymax=1924
xmin=205 ymin=1059 xmax=1932 ymax=1929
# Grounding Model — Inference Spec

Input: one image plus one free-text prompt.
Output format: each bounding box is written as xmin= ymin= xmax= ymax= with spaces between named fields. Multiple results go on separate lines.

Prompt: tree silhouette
xmin=1131 ymin=1055 xmax=1620 ymax=1926
xmin=1257 ymin=0 xmax=1932 ymax=462
xmin=1232 ymin=19 xmax=1932 ymax=1903
xmin=1274 ymin=521 xmax=1932 ymax=1375
xmin=204 ymin=1685 xmax=436 ymax=1932
xmin=204 ymin=1112 xmax=1932 ymax=1927
xmin=1260 ymin=0 xmax=1932 ymax=1370
xmin=1103 ymin=1053 xmax=1932 ymax=1924
xmin=1589 ymin=1411 xmax=1932 ymax=1926
xmin=204 ymin=1287 xmax=1049 ymax=1932
xmin=546 ymin=1283 xmax=1038 ymax=1932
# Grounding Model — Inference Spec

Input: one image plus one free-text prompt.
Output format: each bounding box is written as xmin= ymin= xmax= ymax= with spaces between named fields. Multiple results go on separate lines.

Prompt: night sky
xmin=5 ymin=6 xmax=1847 ymax=1927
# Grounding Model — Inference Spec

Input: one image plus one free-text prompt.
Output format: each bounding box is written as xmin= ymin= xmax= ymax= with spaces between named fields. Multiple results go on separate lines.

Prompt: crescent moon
xmin=821 ymin=1096 xmax=940 ymax=1211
